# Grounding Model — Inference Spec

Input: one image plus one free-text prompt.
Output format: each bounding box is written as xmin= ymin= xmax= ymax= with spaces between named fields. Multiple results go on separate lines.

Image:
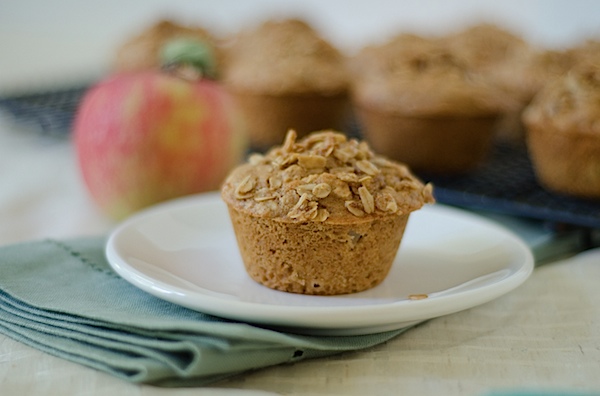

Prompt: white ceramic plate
xmin=105 ymin=192 xmax=534 ymax=336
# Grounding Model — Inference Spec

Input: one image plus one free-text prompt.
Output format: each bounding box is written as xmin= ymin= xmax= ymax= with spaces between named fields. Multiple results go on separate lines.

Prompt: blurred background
xmin=2 ymin=0 xmax=600 ymax=92
xmin=1 ymin=0 xmax=599 ymax=249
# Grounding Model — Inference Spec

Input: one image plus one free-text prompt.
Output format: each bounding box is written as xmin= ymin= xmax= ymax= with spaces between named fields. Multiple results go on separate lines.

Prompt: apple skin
xmin=74 ymin=71 xmax=247 ymax=220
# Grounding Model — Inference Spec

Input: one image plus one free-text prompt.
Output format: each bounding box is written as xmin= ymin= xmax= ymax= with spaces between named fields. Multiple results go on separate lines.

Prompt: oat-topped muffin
xmin=114 ymin=19 xmax=219 ymax=75
xmin=523 ymin=62 xmax=600 ymax=199
xmin=222 ymin=19 xmax=350 ymax=149
xmin=351 ymin=33 xmax=515 ymax=174
xmin=222 ymin=130 xmax=434 ymax=295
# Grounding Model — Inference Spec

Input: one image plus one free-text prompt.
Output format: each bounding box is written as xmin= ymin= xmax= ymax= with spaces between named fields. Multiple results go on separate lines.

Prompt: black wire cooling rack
xmin=421 ymin=143 xmax=600 ymax=230
xmin=0 ymin=85 xmax=88 ymax=137
xmin=1 ymin=84 xmax=599 ymax=231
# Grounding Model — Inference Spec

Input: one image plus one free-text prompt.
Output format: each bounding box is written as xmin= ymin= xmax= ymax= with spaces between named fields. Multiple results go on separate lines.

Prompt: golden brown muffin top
xmin=350 ymin=33 xmax=438 ymax=76
xmin=221 ymin=19 xmax=349 ymax=95
xmin=523 ymin=49 xmax=579 ymax=93
xmin=523 ymin=62 xmax=600 ymax=135
xmin=351 ymin=33 xmax=516 ymax=116
xmin=222 ymin=130 xmax=434 ymax=224
xmin=444 ymin=23 xmax=539 ymax=101
xmin=530 ymin=49 xmax=578 ymax=79
xmin=114 ymin=19 xmax=217 ymax=74
xmin=565 ymin=39 xmax=600 ymax=66
xmin=444 ymin=23 xmax=530 ymax=70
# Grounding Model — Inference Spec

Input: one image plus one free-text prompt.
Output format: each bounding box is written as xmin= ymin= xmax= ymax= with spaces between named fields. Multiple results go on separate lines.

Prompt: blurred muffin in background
xmin=349 ymin=33 xmax=438 ymax=77
xmin=114 ymin=19 xmax=220 ymax=77
xmin=566 ymin=39 xmax=600 ymax=65
xmin=221 ymin=18 xmax=350 ymax=150
xmin=445 ymin=24 xmax=534 ymax=95
xmin=527 ymin=48 xmax=579 ymax=87
xmin=523 ymin=61 xmax=600 ymax=199
xmin=443 ymin=23 xmax=541 ymax=143
xmin=350 ymin=33 xmax=515 ymax=175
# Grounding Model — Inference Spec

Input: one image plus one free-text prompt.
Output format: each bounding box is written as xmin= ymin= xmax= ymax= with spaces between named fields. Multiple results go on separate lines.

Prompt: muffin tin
xmin=1 ymin=85 xmax=599 ymax=231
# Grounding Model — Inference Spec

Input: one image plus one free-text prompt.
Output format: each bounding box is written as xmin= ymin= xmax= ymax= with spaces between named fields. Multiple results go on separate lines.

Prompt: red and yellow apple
xmin=73 ymin=70 xmax=246 ymax=220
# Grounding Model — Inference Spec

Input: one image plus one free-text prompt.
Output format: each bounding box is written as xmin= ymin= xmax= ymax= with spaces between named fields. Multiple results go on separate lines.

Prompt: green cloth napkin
xmin=0 ymin=237 xmax=407 ymax=386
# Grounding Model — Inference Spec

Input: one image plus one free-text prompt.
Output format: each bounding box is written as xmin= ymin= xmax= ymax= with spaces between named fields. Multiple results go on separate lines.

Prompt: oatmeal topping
xmin=222 ymin=129 xmax=434 ymax=221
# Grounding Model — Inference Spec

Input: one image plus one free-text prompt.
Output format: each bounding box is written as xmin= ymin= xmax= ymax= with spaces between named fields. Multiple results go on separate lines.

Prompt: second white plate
xmin=105 ymin=192 xmax=534 ymax=335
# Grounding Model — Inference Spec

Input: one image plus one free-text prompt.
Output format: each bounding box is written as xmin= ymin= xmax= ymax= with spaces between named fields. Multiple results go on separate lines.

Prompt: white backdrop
xmin=1 ymin=0 xmax=600 ymax=91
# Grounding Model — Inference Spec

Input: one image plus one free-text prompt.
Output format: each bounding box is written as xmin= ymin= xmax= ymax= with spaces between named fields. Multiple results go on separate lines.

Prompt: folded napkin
xmin=0 ymin=237 xmax=407 ymax=386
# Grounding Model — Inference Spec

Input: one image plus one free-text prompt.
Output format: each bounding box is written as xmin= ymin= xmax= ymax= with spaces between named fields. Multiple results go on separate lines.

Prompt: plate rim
xmin=105 ymin=192 xmax=534 ymax=333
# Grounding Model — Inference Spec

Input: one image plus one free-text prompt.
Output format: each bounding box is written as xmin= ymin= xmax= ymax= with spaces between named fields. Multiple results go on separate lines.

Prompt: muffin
xmin=445 ymin=23 xmax=534 ymax=94
xmin=526 ymin=48 xmax=578 ymax=88
xmin=351 ymin=33 xmax=515 ymax=174
xmin=221 ymin=19 xmax=350 ymax=150
xmin=567 ymin=39 xmax=600 ymax=65
xmin=499 ymin=48 xmax=580 ymax=144
xmin=221 ymin=130 xmax=434 ymax=295
xmin=523 ymin=62 xmax=600 ymax=199
xmin=443 ymin=23 xmax=540 ymax=143
xmin=114 ymin=19 xmax=219 ymax=76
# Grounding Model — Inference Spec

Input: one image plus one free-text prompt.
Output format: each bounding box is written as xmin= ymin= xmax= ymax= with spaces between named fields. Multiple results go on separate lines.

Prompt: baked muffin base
xmin=357 ymin=107 xmax=498 ymax=174
xmin=227 ymin=206 xmax=409 ymax=295
xmin=527 ymin=126 xmax=600 ymax=199
xmin=228 ymin=90 xmax=348 ymax=150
